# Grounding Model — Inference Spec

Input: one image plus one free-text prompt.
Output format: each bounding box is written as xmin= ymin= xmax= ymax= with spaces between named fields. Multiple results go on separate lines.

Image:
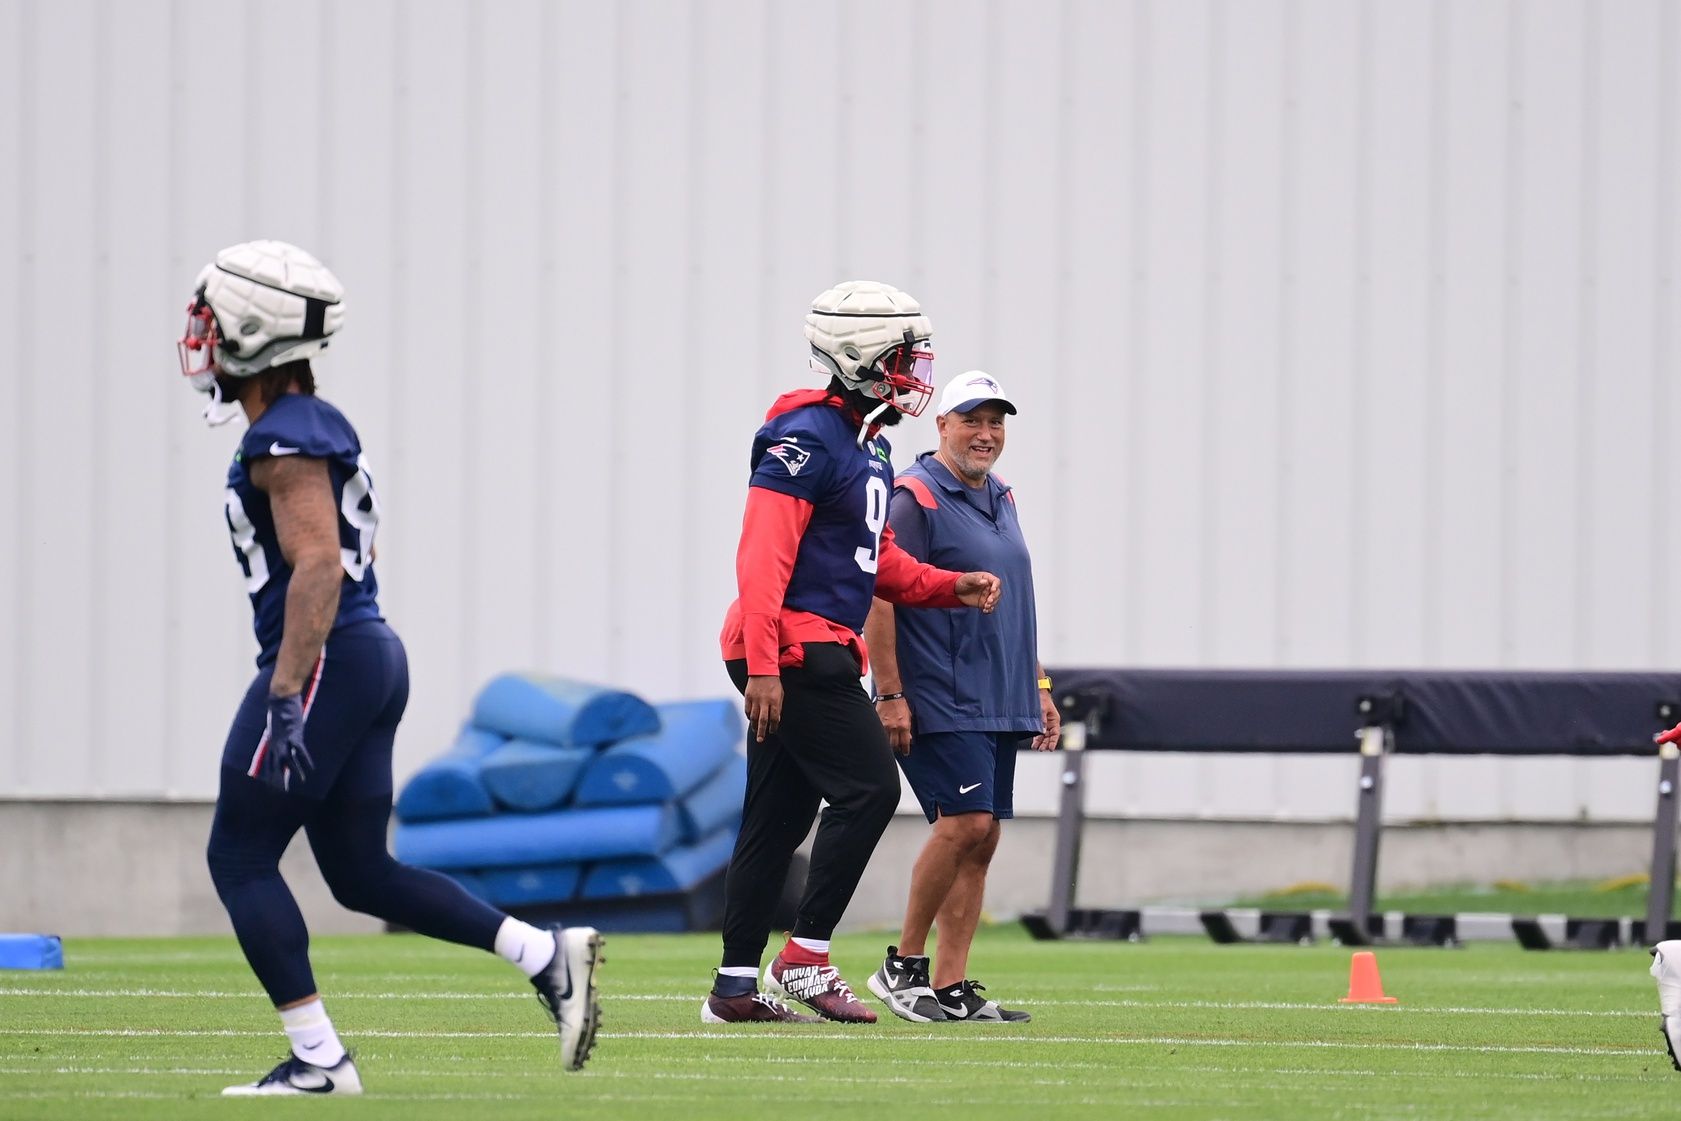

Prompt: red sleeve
xmin=874 ymin=525 xmax=963 ymax=608
xmin=737 ymin=485 xmax=814 ymax=675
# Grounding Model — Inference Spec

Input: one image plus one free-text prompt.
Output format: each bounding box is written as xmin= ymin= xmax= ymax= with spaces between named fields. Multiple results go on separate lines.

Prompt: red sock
xmin=779 ymin=937 xmax=829 ymax=965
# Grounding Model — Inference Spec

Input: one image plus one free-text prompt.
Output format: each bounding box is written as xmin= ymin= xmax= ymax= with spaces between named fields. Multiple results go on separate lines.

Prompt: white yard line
xmin=0 ymin=1063 xmax=1656 ymax=1086
xmin=602 ymin=1032 xmax=1651 ymax=1056
xmin=0 ymin=1026 xmax=1649 ymax=1056
xmin=0 ymin=1065 xmax=1061 ymax=1088
xmin=0 ymin=1089 xmax=667 ymax=1103
xmin=0 ymin=987 xmax=1652 ymax=1018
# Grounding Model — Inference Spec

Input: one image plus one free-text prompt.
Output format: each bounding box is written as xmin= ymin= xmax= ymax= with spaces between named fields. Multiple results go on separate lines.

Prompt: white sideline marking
xmin=0 ymin=1026 xmax=1649 ymax=1056
xmin=0 ymin=987 xmax=1651 ymax=1018
xmin=0 ymin=1062 xmax=1660 ymax=1087
xmin=1228 ymin=1064 xmax=1650 ymax=1084
xmin=0 ymin=1089 xmax=647 ymax=1103
xmin=0 ymin=1028 xmax=539 ymax=1039
xmin=0 ymin=987 xmax=535 ymax=1000
xmin=21 ymin=1055 xmax=1123 ymax=1074
xmin=1081 ymin=997 xmax=1652 ymax=1018
xmin=606 ymin=1033 xmax=1650 ymax=1056
xmin=0 ymin=1065 xmax=1057 ymax=1088
xmin=0 ymin=1068 xmax=1654 ymax=1089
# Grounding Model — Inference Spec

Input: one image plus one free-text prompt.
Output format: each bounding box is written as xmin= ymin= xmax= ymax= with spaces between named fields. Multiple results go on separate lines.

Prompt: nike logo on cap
xmin=269 ymin=442 xmax=302 ymax=456
xmin=959 ymin=782 xmax=982 ymax=794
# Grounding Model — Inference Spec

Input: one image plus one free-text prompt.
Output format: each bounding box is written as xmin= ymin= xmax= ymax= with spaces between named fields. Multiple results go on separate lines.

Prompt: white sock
xmin=790 ymin=936 xmax=830 ymax=956
xmin=278 ymin=999 xmax=346 ymax=1067
xmin=495 ymin=917 xmax=558 ymax=978
xmin=718 ymin=966 xmax=758 ymax=979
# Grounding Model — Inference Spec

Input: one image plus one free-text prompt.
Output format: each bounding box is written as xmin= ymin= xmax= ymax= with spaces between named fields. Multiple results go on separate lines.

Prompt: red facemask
xmin=178 ymin=299 xmax=222 ymax=386
xmin=873 ymin=343 xmax=935 ymax=417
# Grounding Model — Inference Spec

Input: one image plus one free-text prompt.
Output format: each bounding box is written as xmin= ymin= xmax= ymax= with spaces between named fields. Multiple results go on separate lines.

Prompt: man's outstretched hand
xmin=955 ymin=572 xmax=1002 ymax=613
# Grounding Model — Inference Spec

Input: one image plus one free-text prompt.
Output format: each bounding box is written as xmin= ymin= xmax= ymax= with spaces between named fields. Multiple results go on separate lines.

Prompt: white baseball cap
xmin=936 ymin=370 xmax=1018 ymax=417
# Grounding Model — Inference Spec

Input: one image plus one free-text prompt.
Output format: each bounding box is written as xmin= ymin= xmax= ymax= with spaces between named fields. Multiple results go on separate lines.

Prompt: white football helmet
xmin=178 ymin=240 xmax=345 ymax=396
xmin=804 ymin=280 xmax=935 ymax=418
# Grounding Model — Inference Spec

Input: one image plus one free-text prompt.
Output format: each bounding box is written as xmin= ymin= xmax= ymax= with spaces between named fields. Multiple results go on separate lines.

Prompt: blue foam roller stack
xmin=393 ymin=726 xmax=504 ymax=823
xmin=0 ymin=934 xmax=63 ymax=970
xmin=480 ymin=863 xmax=583 ymax=907
xmin=574 ymin=699 xmax=744 ymax=806
xmin=393 ymin=803 xmax=681 ymax=870
xmin=677 ymin=753 xmax=747 ymax=843
xmin=478 ymin=739 xmax=594 ymax=813
xmin=471 ymin=673 xmax=661 ymax=747
xmin=581 ymin=827 xmax=738 ymax=899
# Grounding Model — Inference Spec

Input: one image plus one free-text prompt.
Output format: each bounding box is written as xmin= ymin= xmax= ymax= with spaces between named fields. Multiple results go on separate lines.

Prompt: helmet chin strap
xmin=857 ymin=398 xmax=892 ymax=446
xmin=201 ymin=378 xmax=242 ymax=427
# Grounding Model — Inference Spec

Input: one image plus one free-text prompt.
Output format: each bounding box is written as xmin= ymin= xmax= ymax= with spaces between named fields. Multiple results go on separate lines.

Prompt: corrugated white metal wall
xmin=1 ymin=0 xmax=1677 ymax=804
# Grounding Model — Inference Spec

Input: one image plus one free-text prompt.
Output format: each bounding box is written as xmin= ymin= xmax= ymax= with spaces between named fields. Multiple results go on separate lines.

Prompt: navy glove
xmin=260 ymin=692 xmax=314 ymax=793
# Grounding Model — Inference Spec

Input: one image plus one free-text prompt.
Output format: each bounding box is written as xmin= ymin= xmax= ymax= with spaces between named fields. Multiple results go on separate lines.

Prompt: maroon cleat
xmin=701 ymin=990 xmax=822 ymax=1024
xmin=762 ymin=954 xmax=877 ymax=1023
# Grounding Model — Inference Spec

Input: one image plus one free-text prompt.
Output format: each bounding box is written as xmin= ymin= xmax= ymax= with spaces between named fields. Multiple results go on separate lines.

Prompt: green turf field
xmin=1 ymin=923 xmax=1675 ymax=1120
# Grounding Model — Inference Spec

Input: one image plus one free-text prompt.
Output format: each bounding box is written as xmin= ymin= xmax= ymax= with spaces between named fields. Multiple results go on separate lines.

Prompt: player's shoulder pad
xmin=755 ymin=408 xmax=841 ymax=480
xmin=761 ymin=399 xmax=848 ymax=441
xmin=243 ymin=394 xmax=361 ymax=463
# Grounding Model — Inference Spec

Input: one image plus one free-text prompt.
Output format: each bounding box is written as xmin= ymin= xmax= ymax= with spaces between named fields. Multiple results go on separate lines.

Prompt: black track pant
xmin=719 ymin=643 xmax=902 ymax=968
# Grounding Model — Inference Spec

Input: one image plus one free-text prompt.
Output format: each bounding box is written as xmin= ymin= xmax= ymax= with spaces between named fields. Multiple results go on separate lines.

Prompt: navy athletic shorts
xmin=896 ymin=730 xmax=1024 ymax=823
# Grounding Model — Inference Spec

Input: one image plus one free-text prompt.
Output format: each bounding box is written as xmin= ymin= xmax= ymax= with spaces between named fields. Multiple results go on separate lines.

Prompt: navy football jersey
xmin=224 ymin=394 xmax=384 ymax=665
xmin=748 ymin=401 xmax=894 ymax=634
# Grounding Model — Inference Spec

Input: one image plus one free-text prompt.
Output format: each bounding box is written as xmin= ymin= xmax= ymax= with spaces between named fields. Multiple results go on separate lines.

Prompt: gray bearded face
xmin=938 ymin=404 xmax=1009 ymax=482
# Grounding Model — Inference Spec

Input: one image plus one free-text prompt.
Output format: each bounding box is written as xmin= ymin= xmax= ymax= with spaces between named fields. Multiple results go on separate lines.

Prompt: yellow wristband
xmin=1037 ymin=676 xmax=1052 ymax=691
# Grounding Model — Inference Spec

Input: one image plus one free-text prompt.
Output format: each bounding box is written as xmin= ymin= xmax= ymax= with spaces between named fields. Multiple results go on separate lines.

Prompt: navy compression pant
xmin=206 ymin=620 xmax=506 ymax=1006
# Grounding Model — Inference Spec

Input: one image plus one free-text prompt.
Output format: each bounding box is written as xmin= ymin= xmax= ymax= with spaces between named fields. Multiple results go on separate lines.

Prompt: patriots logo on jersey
xmin=765 ymin=441 xmax=812 ymax=476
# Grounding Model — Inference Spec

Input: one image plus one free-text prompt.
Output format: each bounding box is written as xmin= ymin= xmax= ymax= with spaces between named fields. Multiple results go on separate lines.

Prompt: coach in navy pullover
xmin=886 ymin=452 xmax=1042 ymax=735
xmin=862 ymin=371 xmax=1058 ymax=1024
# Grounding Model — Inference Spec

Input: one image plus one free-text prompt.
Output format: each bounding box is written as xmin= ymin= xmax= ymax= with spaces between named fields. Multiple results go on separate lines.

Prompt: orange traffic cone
xmin=1338 ymin=950 xmax=1397 ymax=1004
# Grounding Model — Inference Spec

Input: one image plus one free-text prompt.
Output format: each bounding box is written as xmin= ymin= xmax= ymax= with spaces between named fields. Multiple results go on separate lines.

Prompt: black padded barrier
xmin=1023 ymin=668 xmax=1681 ymax=950
xmin=1047 ymin=667 xmax=1681 ymax=755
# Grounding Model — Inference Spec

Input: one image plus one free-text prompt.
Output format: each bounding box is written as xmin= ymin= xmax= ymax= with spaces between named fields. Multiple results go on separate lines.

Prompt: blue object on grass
xmin=393 ymin=803 xmax=681 ymax=870
xmin=676 ymin=753 xmax=747 ymax=843
xmin=479 ymin=863 xmax=584 ymax=907
xmin=393 ymin=726 xmax=504 ymax=823
xmin=574 ymin=699 xmax=744 ymax=806
xmin=581 ymin=827 xmax=737 ymax=899
xmin=471 ymin=674 xmax=661 ymax=747
xmin=0 ymin=934 xmax=63 ymax=970
xmin=479 ymin=739 xmax=594 ymax=812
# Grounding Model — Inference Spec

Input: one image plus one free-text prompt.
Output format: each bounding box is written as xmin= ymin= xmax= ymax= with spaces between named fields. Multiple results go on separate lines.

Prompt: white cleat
xmin=222 ymin=1053 xmax=363 ymax=1096
xmin=532 ymin=925 xmax=605 ymax=1071
xmin=1653 ymin=940 xmax=1681 ymax=1070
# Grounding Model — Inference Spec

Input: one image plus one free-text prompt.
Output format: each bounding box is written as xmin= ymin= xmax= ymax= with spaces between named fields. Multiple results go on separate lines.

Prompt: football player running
xmin=705 ymin=281 xmax=1003 ymax=1024
xmin=182 ymin=241 xmax=602 ymax=1094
